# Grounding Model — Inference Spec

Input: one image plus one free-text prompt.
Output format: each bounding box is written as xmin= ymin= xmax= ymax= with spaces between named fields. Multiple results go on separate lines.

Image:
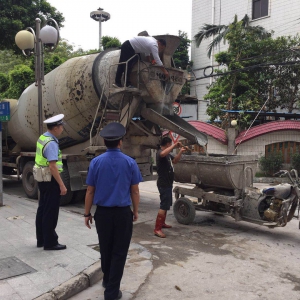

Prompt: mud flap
xmin=66 ymin=155 xmax=90 ymax=191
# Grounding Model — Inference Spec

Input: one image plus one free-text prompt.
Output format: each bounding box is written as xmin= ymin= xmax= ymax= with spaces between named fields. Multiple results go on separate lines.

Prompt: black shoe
xmin=113 ymin=83 xmax=122 ymax=88
xmin=44 ymin=243 xmax=67 ymax=251
xmin=105 ymin=290 xmax=122 ymax=300
xmin=115 ymin=290 xmax=122 ymax=300
xmin=127 ymin=85 xmax=136 ymax=89
xmin=37 ymin=241 xmax=44 ymax=248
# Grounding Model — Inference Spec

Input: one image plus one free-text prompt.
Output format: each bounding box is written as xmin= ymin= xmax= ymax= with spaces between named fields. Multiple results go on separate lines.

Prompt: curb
xmin=34 ymin=261 xmax=102 ymax=300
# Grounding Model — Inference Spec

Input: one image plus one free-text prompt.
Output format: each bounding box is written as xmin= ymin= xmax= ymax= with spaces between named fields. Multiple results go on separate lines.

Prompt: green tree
xmin=291 ymin=152 xmax=300 ymax=173
xmin=173 ymin=31 xmax=192 ymax=95
xmin=44 ymin=55 xmax=64 ymax=74
xmin=259 ymin=153 xmax=283 ymax=176
xmin=0 ymin=38 xmax=102 ymax=99
xmin=203 ymin=20 xmax=274 ymax=124
xmin=0 ymin=73 xmax=9 ymax=94
xmin=0 ymin=0 xmax=64 ymax=51
xmin=0 ymin=50 xmax=30 ymax=73
xmin=270 ymin=36 xmax=300 ymax=112
xmin=101 ymin=36 xmax=121 ymax=50
xmin=2 ymin=65 xmax=34 ymax=98
xmin=194 ymin=14 xmax=270 ymax=58
xmin=173 ymin=31 xmax=191 ymax=69
xmin=201 ymin=18 xmax=300 ymax=125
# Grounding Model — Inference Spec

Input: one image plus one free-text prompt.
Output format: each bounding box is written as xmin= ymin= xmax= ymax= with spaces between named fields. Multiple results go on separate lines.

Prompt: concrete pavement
xmin=0 ymin=181 xmax=281 ymax=300
xmin=0 ymin=194 xmax=153 ymax=300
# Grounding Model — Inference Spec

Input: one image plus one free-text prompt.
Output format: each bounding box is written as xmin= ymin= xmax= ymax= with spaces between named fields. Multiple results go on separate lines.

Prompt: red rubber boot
xmin=162 ymin=211 xmax=172 ymax=228
xmin=154 ymin=213 xmax=166 ymax=238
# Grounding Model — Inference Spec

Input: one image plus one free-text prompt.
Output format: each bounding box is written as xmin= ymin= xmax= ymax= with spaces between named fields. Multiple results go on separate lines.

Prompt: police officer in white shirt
xmin=35 ymin=114 xmax=67 ymax=251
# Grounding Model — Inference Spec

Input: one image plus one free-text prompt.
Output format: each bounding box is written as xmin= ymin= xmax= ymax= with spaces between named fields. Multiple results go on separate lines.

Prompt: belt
xmin=96 ymin=205 xmax=130 ymax=209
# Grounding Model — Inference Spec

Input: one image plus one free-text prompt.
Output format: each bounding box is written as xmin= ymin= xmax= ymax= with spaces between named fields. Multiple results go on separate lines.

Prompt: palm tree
xmin=194 ymin=14 xmax=270 ymax=58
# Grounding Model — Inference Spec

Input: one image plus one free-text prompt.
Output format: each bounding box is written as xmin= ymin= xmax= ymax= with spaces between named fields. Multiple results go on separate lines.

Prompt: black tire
xmin=173 ymin=197 xmax=196 ymax=225
xmin=59 ymin=166 xmax=73 ymax=206
xmin=22 ymin=161 xmax=38 ymax=199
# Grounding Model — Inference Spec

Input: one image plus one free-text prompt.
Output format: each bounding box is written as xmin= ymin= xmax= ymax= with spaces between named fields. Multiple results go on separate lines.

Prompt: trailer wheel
xmin=173 ymin=197 xmax=196 ymax=225
xmin=22 ymin=161 xmax=38 ymax=199
xmin=59 ymin=166 xmax=73 ymax=206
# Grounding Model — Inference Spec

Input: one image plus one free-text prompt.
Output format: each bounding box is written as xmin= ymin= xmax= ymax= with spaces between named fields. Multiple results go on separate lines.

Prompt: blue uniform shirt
xmin=42 ymin=132 xmax=59 ymax=162
xmin=86 ymin=149 xmax=143 ymax=207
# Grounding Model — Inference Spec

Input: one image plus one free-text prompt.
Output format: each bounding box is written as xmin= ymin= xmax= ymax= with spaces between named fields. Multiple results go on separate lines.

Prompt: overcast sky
xmin=48 ymin=0 xmax=193 ymax=50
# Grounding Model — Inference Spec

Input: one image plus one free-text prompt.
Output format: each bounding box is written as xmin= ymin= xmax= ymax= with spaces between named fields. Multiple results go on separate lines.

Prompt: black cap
xmin=100 ymin=122 xmax=126 ymax=141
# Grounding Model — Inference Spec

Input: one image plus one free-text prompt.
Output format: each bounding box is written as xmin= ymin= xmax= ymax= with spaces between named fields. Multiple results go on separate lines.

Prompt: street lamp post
xmin=15 ymin=18 xmax=59 ymax=136
xmin=90 ymin=8 xmax=110 ymax=50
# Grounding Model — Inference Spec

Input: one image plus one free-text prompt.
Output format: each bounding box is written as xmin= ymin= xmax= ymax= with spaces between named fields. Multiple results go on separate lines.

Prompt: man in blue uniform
xmin=35 ymin=114 xmax=67 ymax=250
xmin=84 ymin=122 xmax=142 ymax=300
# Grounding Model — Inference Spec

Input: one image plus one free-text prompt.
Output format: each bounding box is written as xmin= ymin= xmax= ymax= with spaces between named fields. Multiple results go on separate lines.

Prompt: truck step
xmin=104 ymin=110 xmax=121 ymax=120
xmin=109 ymin=87 xmax=141 ymax=96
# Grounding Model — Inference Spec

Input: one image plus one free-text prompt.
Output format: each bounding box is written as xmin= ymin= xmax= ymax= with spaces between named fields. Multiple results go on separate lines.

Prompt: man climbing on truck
xmin=113 ymin=36 xmax=169 ymax=88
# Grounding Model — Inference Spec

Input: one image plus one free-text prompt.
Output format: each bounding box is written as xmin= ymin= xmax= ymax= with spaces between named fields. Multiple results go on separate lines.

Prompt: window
xmin=265 ymin=142 xmax=300 ymax=164
xmin=252 ymin=0 xmax=269 ymax=20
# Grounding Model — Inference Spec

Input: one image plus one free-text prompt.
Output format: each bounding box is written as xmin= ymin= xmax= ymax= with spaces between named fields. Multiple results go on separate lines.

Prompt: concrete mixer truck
xmin=2 ymin=35 xmax=208 ymax=205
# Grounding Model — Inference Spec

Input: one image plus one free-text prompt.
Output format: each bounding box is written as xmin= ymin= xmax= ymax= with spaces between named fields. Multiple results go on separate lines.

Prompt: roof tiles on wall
xmin=235 ymin=120 xmax=300 ymax=144
xmin=188 ymin=121 xmax=227 ymax=144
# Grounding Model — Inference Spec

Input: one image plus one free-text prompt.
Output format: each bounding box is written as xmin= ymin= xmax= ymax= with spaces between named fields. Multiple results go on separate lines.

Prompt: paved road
xmin=3 ymin=180 xmax=300 ymax=300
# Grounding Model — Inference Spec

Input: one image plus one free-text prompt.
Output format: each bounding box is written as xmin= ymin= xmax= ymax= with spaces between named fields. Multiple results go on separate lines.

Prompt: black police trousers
xmin=36 ymin=177 xmax=60 ymax=248
xmin=94 ymin=205 xmax=133 ymax=300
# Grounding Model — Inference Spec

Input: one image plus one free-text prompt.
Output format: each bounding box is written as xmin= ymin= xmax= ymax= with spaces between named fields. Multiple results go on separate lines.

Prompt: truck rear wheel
xmin=22 ymin=161 xmax=38 ymax=199
xmin=173 ymin=197 xmax=196 ymax=225
xmin=59 ymin=166 xmax=73 ymax=206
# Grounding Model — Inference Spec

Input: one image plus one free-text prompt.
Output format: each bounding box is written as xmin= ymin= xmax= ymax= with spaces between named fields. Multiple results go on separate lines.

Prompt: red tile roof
xmin=163 ymin=121 xmax=227 ymax=144
xmin=235 ymin=120 xmax=300 ymax=145
xmin=188 ymin=121 xmax=227 ymax=144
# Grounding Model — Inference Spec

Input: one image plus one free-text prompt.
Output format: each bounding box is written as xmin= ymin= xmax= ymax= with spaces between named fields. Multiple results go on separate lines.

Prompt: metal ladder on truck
xmin=88 ymin=54 xmax=141 ymax=155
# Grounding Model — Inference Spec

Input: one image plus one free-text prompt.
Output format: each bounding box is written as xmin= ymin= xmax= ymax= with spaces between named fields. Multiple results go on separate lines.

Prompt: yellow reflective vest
xmin=34 ymin=134 xmax=63 ymax=172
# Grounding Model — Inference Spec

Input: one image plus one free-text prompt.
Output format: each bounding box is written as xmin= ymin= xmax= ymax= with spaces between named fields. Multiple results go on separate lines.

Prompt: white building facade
xmin=191 ymin=0 xmax=300 ymax=121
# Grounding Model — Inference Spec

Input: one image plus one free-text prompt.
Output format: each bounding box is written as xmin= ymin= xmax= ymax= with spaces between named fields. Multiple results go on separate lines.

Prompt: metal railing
xmin=108 ymin=54 xmax=140 ymax=89
xmin=89 ymin=54 xmax=141 ymax=147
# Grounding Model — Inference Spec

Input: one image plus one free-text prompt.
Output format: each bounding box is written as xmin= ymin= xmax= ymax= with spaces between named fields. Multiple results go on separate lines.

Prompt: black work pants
xmin=36 ymin=177 xmax=60 ymax=248
xmin=94 ymin=206 xmax=133 ymax=300
xmin=115 ymin=40 xmax=138 ymax=86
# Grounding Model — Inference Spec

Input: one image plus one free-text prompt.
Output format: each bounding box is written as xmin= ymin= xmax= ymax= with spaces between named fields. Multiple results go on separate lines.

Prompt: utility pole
xmin=15 ymin=18 xmax=60 ymax=136
xmin=0 ymin=102 xmax=10 ymax=206
xmin=0 ymin=122 xmax=2 ymax=206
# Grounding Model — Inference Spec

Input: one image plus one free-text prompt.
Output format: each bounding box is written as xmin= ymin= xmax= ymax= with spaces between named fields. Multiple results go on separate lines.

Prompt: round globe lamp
xmin=40 ymin=25 xmax=58 ymax=47
xmin=231 ymin=120 xmax=237 ymax=127
xmin=15 ymin=30 xmax=34 ymax=50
